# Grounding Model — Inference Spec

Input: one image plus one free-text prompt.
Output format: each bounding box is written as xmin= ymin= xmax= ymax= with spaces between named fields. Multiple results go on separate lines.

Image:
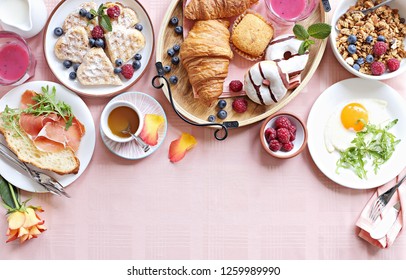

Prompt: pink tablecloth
xmin=1 ymin=0 xmax=406 ymax=260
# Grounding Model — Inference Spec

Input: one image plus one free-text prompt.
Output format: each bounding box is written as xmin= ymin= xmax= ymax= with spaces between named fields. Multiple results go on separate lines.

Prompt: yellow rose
xmin=6 ymin=206 xmax=46 ymax=243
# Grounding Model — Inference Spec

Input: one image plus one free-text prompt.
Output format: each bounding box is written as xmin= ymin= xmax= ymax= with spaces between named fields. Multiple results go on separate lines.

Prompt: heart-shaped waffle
xmin=77 ymin=48 xmax=122 ymax=86
xmin=54 ymin=26 xmax=90 ymax=63
xmin=105 ymin=2 xmax=139 ymax=29
xmin=63 ymin=2 xmax=98 ymax=36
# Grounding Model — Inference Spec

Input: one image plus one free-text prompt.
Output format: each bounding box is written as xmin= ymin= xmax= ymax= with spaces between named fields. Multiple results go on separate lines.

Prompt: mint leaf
xmin=100 ymin=15 xmax=112 ymax=32
xmin=298 ymin=41 xmax=307 ymax=55
xmin=90 ymin=9 xmax=97 ymax=16
xmin=97 ymin=3 xmax=106 ymax=15
xmin=308 ymin=23 xmax=332 ymax=39
xmin=293 ymin=24 xmax=309 ymax=41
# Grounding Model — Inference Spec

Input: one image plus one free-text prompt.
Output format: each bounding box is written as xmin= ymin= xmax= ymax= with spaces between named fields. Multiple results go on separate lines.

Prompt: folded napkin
xmin=356 ymin=169 xmax=406 ymax=248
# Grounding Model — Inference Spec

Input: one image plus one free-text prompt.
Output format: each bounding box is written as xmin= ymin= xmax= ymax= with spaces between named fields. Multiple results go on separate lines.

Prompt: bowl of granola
xmin=331 ymin=0 xmax=406 ymax=80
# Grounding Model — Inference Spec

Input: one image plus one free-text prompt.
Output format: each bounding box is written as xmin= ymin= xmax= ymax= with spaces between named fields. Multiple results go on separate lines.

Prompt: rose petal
xmin=23 ymin=208 xmax=42 ymax=228
xmin=168 ymin=133 xmax=197 ymax=163
xmin=7 ymin=211 xmax=26 ymax=230
xmin=140 ymin=114 xmax=165 ymax=146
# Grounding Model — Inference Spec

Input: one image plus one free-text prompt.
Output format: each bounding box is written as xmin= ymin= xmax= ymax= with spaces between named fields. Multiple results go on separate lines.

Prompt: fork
xmin=0 ymin=142 xmax=70 ymax=197
xmin=369 ymin=173 xmax=406 ymax=222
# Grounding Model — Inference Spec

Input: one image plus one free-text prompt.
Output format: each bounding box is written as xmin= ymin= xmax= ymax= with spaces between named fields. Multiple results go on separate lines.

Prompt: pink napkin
xmin=356 ymin=170 xmax=406 ymax=248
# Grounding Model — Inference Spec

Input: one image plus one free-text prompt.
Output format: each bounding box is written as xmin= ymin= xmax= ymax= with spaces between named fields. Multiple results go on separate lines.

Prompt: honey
xmin=107 ymin=106 xmax=140 ymax=138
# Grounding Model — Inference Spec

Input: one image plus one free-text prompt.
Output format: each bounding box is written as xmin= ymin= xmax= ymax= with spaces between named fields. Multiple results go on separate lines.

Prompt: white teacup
xmin=101 ymin=100 xmax=144 ymax=143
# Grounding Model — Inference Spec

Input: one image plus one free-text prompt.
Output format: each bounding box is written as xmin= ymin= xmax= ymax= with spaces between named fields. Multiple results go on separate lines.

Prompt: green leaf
xmin=293 ymin=24 xmax=309 ymax=41
xmin=0 ymin=176 xmax=18 ymax=209
xmin=100 ymin=15 xmax=112 ymax=32
xmin=298 ymin=41 xmax=307 ymax=55
xmin=90 ymin=9 xmax=98 ymax=16
xmin=308 ymin=23 xmax=332 ymax=39
xmin=97 ymin=4 xmax=106 ymax=15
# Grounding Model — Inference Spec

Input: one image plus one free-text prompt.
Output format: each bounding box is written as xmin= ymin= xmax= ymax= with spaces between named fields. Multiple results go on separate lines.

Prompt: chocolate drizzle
xmin=269 ymin=35 xmax=296 ymax=45
xmin=248 ymin=63 xmax=279 ymax=105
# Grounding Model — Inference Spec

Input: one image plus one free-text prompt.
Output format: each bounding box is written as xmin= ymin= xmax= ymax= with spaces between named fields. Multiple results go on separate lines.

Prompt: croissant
xmin=184 ymin=0 xmax=259 ymax=20
xmin=180 ymin=20 xmax=233 ymax=106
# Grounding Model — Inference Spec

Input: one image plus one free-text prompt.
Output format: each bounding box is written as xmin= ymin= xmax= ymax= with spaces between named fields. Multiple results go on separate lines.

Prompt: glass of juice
xmin=0 ymin=31 xmax=36 ymax=86
xmin=265 ymin=0 xmax=318 ymax=25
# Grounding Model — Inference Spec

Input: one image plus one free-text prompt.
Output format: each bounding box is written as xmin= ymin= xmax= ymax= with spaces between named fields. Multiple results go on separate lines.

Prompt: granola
xmin=335 ymin=0 xmax=406 ymax=75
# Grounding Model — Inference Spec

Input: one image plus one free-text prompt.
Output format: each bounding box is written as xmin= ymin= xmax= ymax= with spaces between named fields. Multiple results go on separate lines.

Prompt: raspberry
xmin=276 ymin=128 xmax=290 ymax=144
xmin=107 ymin=5 xmax=121 ymax=19
xmin=387 ymin=58 xmax=400 ymax=72
xmin=282 ymin=142 xmax=294 ymax=152
xmin=91 ymin=26 xmax=104 ymax=39
xmin=121 ymin=64 xmax=134 ymax=79
xmin=269 ymin=140 xmax=282 ymax=152
xmin=371 ymin=61 xmax=386 ymax=76
xmin=264 ymin=127 xmax=277 ymax=143
xmin=289 ymin=131 xmax=296 ymax=141
xmin=229 ymin=80 xmax=243 ymax=92
xmin=373 ymin=41 xmax=388 ymax=56
xmin=232 ymin=98 xmax=248 ymax=113
xmin=288 ymin=124 xmax=296 ymax=134
xmin=275 ymin=116 xmax=291 ymax=129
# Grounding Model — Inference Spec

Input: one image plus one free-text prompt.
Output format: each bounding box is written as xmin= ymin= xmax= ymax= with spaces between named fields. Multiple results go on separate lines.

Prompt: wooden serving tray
xmin=156 ymin=0 xmax=327 ymax=127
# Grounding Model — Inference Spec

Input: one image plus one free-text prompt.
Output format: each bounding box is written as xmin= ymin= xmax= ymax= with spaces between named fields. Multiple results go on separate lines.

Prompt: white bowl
xmin=330 ymin=0 xmax=406 ymax=80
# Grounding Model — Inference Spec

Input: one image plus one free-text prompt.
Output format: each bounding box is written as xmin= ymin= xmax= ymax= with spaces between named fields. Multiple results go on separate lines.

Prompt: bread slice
xmin=0 ymin=116 xmax=80 ymax=175
xmin=54 ymin=26 xmax=90 ymax=63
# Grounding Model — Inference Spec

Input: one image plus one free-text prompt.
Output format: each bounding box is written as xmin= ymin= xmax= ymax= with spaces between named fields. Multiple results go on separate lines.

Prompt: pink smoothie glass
xmin=265 ymin=0 xmax=318 ymax=25
xmin=0 ymin=31 xmax=36 ymax=86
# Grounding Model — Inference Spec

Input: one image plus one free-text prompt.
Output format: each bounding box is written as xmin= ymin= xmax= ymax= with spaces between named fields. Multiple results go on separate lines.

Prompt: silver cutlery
xmin=370 ymin=201 xmax=400 ymax=239
xmin=121 ymin=124 xmax=150 ymax=153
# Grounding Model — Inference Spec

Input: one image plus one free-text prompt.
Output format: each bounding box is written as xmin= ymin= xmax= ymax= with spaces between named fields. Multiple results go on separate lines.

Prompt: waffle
xmin=63 ymin=2 xmax=98 ymax=35
xmin=76 ymin=48 xmax=122 ymax=86
xmin=105 ymin=2 xmax=139 ymax=28
xmin=54 ymin=26 xmax=90 ymax=63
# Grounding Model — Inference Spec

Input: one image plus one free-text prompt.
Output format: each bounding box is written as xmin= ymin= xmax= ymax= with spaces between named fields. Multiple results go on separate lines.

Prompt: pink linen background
xmin=1 ymin=0 xmax=406 ymax=259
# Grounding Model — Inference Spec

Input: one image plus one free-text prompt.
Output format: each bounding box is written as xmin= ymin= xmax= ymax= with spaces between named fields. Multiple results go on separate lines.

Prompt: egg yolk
xmin=340 ymin=103 xmax=369 ymax=131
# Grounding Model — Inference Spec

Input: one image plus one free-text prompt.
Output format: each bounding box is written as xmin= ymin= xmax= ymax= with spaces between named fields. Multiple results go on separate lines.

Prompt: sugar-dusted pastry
xmin=231 ymin=12 xmax=274 ymax=60
xmin=265 ymin=34 xmax=310 ymax=89
xmin=104 ymin=26 xmax=145 ymax=64
xmin=179 ymin=20 xmax=234 ymax=106
xmin=54 ymin=26 xmax=90 ymax=63
xmin=184 ymin=0 xmax=259 ymax=20
xmin=77 ymin=48 xmax=122 ymax=86
xmin=104 ymin=2 xmax=139 ymax=28
xmin=244 ymin=61 xmax=287 ymax=106
xmin=63 ymin=2 xmax=98 ymax=35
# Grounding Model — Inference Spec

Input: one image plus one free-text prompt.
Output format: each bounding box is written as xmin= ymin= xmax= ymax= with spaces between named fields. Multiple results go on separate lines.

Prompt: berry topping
xmin=288 ymin=124 xmax=296 ymax=135
xmin=169 ymin=75 xmax=178 ymax=84
xmin=282 ymin=142 xmax=294 ymax=152
xmin=170 ymin=16 xmax=179 ymax=26
xmin=91 ymin=26 xmax=104 ymax=39
xmin=63 ymin=60 xmax=72 ymax=68
xmin=89 ymin=38 xmax=95 ymax=47
xmin=121 ymin=64 xmax=134 ymax=79
xmin=174 ymin=26 xmax=183 ymax=35
xmin=269 ymin=140 xmax=282 ymax=152
xmin=167 ymin=48 xmax=175 ymax=57
xmin=173 ymin=44 xmax=181 ymax=52
xmin=373 ymin=41 xmax=388 ymax=56
xmin=347 ymin=35 xmax=357 ymax=44
xmin=163 ymin=65 xmax=171 ymax=73
xmin=171 ymin=56 xmax=180 ymax=65
xmin=132 ymin=60 xmax=141 ymax=70
xmin=387 ymin=58 xmax=400 ymax=72
xmin=356 ymin=58 xmax=365 ymax=65
xmin=217 ymin=110 xmax=228 ymax=120
xmin=229 ymin=80 xmax=243 ymax=92
xmin=217 ymin=99 xmax=227 ymax=109
xmin=115 ymin=58 xmax=123 ymax=67
xmin=276 ymin=128 xmax=290 ymax=144
xmin=94 ymin=38 xmax=104 ymax=48
xmin=114 ymin=67 xmax=122 ymax=74
xmin=72 ymin=63 xmax=80 ymax=72
xmin=377 ymin=35 xmax=386 ymax=42
xmin=401 ymin=18 xmax=406 ymax=24
xmin=107 ymin=5 xmax=120 ymax=19
xmin=69 ymin=72 xmax=76 ymax=80
xmin=207 ymin=115 xmax=216 ymax=122
xmin=264 ymin=127 xmax=277 ymax=142
xmin=54 ymin=27 xmax=63 ymax=36
xmin=79 ymin=8 xmax=87 ymax=17
xmin=289 ymin=130 xmax=296 ymax=141
xmin=371 ymin=61 xmax=386 ymax=76
xmin=275 ymin=116 xmax=291 ymax=129
xmin=232 ymin=98 xmax=248 ymax=113
xmin=134 ymin=23 xmax=143 ymax=31
xmin=347 ymin=44 xmax=356 ymax=54
xmin=134 ymin=53 xmax=142 ymax=60
xmin=86 ymin=12 xmax=95 ymax=20
xmin=365 ymin=35 xmax=373 ymax=44
xmin=353 ymin=63 xmax=360 ymax=71
xmin=366 ymin=54 xmax=374 ymax=63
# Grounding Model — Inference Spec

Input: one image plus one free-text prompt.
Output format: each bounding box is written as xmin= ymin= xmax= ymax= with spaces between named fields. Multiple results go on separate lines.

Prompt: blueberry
xmin=174 ymin=26 xmax=183 ymax=35
xmin=95 ymin=38 xmax=104 ymax=48
xmin=134 ymin=23 xmax=143 ymax=31
xmin=63 ymin=60 xmax=72 ymax=68
xmin=114 ymin=67 xmax=122 ymax=74
xmin=401 ymin=18 xmax=405 ymax=24
xmin=347 ymin=44 xmax=357 ymax=54
xmin=89 ymin=38 xmax=95 ymax=47
xmin=365 ymin=35 xmax=373 ymax=44
xmin=134 ymin=53 xmax=142 ymax=60
xmin=169 ymin=75 xmax=178 ymax=84
xmin=167 ymin=48 xmax=175 ymax=57
xmin=356 ymin=58 xmax=365 ymax=65
xmin=366 ymin=54 xmax=374 ymax=63
xmin=347 ymin=35 xmax=357 ymax=44
xmin=86 ymin=12 xmax=95 ymax=20
xmin=54 ymin=27 xmax=63 ymax=37
xmin=115 ymin=59 xmax=123 ymax=67
xmin=163 ymin=65 xmax=171 ymax=73
xmin=352 ymin=63 xmax=360 ymax=71
xmin=217 ymin=99 xmax=227 ymax=109
xmin=173 ymin=44 xmax=181 ymax=52
xmin=217 ymin=110 xmax=227 ymax=120
xmin=132 ymin=60 xmax=141 ymax=70
xmin=207 ymin=115 xmax=216 ymax=122
xmin=79 ymin=8 xmax=87 ymax=17
xmin=73 ymin=63 xmax=80 ymax=72
xmin=377 ymin=35 xmax=386 ymax=42
xmin=171 ymin=56 xmax=180 ymax=65
xmin=69 ymin=72 xmax=77 ymax=80
xmin=170 ymin=16 xmax=179 ymax=26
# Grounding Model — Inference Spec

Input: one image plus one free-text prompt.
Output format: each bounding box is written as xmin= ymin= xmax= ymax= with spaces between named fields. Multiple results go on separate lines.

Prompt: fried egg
xmin=324 ymin=99 xmax=390 ymax=153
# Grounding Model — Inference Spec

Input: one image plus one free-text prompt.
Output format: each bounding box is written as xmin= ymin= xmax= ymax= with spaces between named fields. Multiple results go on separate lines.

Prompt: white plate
xmin=307 ymin=78 xmax=406 ymax=189
xmin=43 ymin=0 xmax=154 ymax=97
xmin=100 ymin=92 xmax=167 ymax=160
xmin=0 ymin=81 xmax=96 ymax=193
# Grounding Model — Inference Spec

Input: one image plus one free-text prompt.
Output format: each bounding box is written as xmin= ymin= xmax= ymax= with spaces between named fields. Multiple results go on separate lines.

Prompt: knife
xmin=370 ymin=202 xmax=401 ymax=240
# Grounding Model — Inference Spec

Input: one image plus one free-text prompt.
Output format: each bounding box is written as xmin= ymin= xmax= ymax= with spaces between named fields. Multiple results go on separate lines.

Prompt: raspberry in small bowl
xmin=260 ymin=112 xmax=307 ymax=159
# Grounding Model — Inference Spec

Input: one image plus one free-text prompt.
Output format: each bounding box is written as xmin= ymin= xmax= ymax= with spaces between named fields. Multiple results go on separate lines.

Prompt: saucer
xmin=100 ymin=92 xmax=167 ymax=160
